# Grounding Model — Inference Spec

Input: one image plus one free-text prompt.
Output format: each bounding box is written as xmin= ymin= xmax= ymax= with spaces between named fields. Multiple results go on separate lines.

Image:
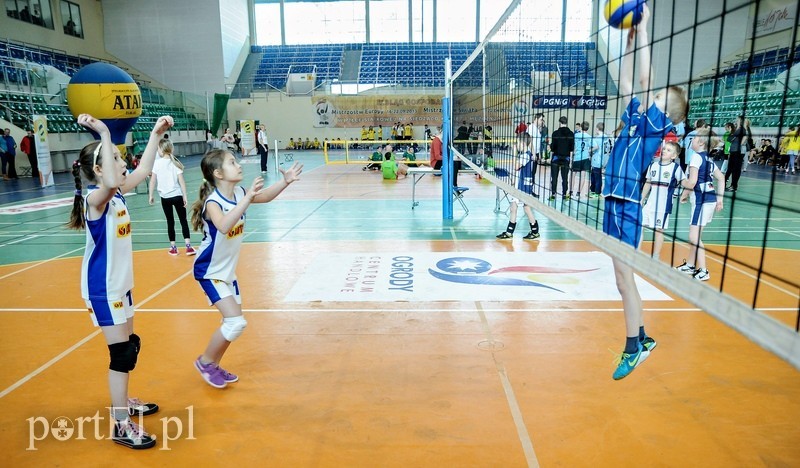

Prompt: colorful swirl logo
xmin=427 ymin=256 xmax=597 ymax=293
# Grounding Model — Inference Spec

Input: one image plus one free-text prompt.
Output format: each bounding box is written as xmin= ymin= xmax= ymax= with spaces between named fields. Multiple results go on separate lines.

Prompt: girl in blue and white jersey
xmin=67 ymin=114 xmax=173 ymax=449
xmin=190 ymin=149 xmax=302 ymax=389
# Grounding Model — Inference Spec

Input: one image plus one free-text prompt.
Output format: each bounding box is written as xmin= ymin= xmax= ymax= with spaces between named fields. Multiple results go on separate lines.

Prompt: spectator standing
xmin=21 ymin=128 xmax=39 ymax=179
xmin=725 ymin=116 xmax=745 ymax=192
xmin=2 ymin=128 xmax=18 ymax=179
xmin=257 ymin=124 xmax=269 ymax=174
xmin=549 ymin=116 xmax=574 ymax=200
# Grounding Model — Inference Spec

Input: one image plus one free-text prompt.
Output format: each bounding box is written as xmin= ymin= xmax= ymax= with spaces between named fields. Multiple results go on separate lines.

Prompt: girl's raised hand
xmin=77 ymin=114 xmax=110 ymax=135
xmin=153 ymin=116 xmax=174 ymax=136
xmin=249 ymin=176 xmax=265 ymax=199
xmin=279 ymin=162 xmax=304 ymax=184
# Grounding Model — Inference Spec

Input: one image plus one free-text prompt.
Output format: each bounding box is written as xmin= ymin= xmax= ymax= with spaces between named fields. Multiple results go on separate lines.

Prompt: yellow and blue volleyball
xmin=67 ymin=62 xmax=141 ymax=145
xmin=603 ymin=0 xmax=646 ymax=29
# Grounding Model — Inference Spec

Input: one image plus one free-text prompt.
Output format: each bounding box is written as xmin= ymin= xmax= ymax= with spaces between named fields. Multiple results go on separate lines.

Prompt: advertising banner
xmin=238 ymin=120 xmax=257 ymax=156
xmin=532 ymin=95 xmax=608 ymax=110
xmin=32 ymin=115 xmax=54 ymax=187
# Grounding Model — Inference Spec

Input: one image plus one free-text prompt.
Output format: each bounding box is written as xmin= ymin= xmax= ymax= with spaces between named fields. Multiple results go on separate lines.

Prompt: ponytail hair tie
xmin=92 ymin=143 xmax=102 ymax=166
xmin=74 ymin=189 xmax=81 ymax=196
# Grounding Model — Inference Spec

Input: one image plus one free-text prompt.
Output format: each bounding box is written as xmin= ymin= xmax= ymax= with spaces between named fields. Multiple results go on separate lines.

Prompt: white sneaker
xmin=693 ymin=268 xmax=710 ymax=281
xmin=674 ymin=260 xmax=696 ymax=274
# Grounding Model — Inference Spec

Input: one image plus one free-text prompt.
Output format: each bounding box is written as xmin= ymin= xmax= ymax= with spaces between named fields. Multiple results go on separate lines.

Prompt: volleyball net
xmin=447 ymin=0 xmax=800 ymax=368
xmin=323 ymin=139 xmax=433 ymax=165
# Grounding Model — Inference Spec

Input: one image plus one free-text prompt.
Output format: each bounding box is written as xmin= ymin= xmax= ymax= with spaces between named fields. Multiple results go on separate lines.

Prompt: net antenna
xmin=446 ymin=0 xmax=800 ymax=369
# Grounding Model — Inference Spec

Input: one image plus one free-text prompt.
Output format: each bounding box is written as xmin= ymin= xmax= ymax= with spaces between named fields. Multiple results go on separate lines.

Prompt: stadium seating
xmin=688 ymin=45 xmax=800 ymax=128
xmin=0 ymin=90 xmax=206 ymax=133
xmin=251 ymin=44 xmax=350 ymax=90
xmin=247 ymin=41 xmax=594 ymax=90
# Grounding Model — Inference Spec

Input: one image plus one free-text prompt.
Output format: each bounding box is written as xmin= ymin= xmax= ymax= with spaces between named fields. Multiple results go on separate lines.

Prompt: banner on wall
xmin=311 ymin=95 xmax=447 ymax=128
xmin=752 ymin=0 xmax=796 ymax=37
xmin=238 ymin=120 xmax=257 ymax=156
xmin=32 ymin=115 xmax=54 ymax=188
xmin=532 ymin=95 xmax=608 ymax=110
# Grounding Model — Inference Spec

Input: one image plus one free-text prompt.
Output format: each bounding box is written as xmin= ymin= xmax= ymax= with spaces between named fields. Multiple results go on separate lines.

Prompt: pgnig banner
xmin=532 ymin=95 xmax=608 ymax=110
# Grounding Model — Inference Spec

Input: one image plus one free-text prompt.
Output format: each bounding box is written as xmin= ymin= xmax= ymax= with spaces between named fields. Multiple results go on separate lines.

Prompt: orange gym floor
xmin=0 ymin=153 xmax=798 ymax=466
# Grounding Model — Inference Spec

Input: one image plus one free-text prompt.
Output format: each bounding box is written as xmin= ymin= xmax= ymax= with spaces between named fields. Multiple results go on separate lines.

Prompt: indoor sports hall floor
xmin=1 ymin=150 xmax=799 ymax=466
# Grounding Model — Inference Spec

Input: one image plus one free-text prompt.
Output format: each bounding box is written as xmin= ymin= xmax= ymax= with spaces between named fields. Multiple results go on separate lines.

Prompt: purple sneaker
xmin=194 ymin=357 xmax=227 ymax=388
xmin=218 ymin=365 xmax=238 ymax=383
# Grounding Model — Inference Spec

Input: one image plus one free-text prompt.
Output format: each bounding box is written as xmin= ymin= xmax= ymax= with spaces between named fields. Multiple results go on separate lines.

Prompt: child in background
xmin=589 ymin=122 xmax=612 ymax=198
xmin=149 ymin=139 xmax=195 ymax=256
xmin=67 ymin=114 xmax=173 ymax=449
xmin=381 ymin=144 xmax=408 ymax=180
xmin=191 ymin=150 xmax=302 ymax=388
xmin=402 ymin=145 xmax=421 ymax=167
xmin=496 ymin=132 xmax=540 ymax=240
xmin=364 ymin=143 xmax=384 ymax=171
xmin=641 ymin=141 xmax=685 ymax=261
xmin=674 ymin=128 xmax=725 ymax=281
xmin=569 ymin=121 xmax=592 ymax=199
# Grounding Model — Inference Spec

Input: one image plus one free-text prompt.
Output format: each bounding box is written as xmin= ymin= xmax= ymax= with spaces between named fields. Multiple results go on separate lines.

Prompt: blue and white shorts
xmin=642 ymin=209 xmax=671 ymax=231
xmin=86 ymin=291 xmax=134 ymax=327
xmin=690 ymin=200 xmax=717 ymax=227
xmin=198 ymin=279 xmax=241 ymax=306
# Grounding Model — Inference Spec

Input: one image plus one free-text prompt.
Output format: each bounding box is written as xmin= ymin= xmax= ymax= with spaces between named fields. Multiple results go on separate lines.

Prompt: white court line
xmin=0 ymin=307 xmax=741 ymax=313
xmin=0 ymin=234 xmax=39 ymax=247
xmin=0 ymin=246 xmax=84 ymax=281
xmin=0 ymin=328 xmax=101 ymax=399
xmin=476 ymin=303 xmax=539 ymax=467
xmin=769 ymin=227 xmax=800 ymax=239
xmin=0 ymin=269 xmax=193 ymax=400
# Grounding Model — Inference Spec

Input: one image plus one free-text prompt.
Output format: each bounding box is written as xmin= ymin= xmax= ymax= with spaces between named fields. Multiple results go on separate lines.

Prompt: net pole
xmin=273 ymin=139 xmax=279 ymax=174
xmin=443 ymin=56 xmax=454 ymax=219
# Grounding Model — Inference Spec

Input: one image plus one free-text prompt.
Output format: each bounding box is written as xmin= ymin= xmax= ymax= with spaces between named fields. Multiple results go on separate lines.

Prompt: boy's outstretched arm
xmin=634 ymin=5 xmax=654 ymax=105
xmin=618 ymin=28 xmax=636 ymax=104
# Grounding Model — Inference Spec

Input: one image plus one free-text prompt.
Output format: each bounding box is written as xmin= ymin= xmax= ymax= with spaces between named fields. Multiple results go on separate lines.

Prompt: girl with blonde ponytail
xmin=149 ymin=138 xmax=195 ymax=255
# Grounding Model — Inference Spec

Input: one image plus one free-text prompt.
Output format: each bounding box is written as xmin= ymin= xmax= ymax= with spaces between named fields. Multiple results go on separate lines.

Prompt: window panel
xmin=371 ymin=0 xmax=409 ymax=43
xmin=284 ymin=1 xmax=366 ymax=45
xmin=437 ymin=0 xmax=476 ymax=42
xmin=255 ymin=3 xmax=282 ymax=45
xmin=60 ymin=0 xmax=82 ymax=38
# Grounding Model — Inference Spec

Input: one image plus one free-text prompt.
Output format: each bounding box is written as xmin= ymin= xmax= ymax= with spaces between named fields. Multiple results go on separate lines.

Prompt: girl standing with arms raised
xmin=67 ymin=114 xmax=173 ymax=449
xmin=148 ymin=138 xmax=196 ymax=256
xmin=191 ymin=149 xmax=302 ymax=388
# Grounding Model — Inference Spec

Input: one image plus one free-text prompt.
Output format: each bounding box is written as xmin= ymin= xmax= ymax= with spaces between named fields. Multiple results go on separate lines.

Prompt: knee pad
xmin=129 ymin=333 xmax=141 ymax=355
xmin=220 ymin=316 xmax=247 ymax=342
xmin=108 ymin=340 xmax=138 ymax=373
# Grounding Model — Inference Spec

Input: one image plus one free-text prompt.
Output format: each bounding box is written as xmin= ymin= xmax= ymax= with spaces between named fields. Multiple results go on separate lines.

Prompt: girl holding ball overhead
xmin=67 ymin=114 xmax=173 ymax=449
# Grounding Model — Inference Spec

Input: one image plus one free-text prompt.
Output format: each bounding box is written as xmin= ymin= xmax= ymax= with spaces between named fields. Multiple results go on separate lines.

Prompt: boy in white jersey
xmin=589 ymin=122 xmax=612 ymax=198
xmin=190 ymin=150 xmax=302 ymax=388
xmin=67 ymin=114 xmax=173 ymax=450
xmin=602 ymin=6 xmax=688 ymax=380
xmin=570 ymin=121 xmax=592 ymax=199
xmin=641 ymin=141 xmax=685 ymax=261
xmin=674 ymin=128 xmax=725 ymax=281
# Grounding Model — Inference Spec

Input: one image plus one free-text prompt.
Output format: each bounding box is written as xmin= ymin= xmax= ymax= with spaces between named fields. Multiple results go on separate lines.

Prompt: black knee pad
xmin=129 ymin=333 xmax=141 ymax=355
xmin=108 ymin=340 xmax=138 ymax=373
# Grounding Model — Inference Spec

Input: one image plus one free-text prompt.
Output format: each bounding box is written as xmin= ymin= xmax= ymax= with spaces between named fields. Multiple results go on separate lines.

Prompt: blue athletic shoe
xmin=641 ymin=336 xmax=657 ymax=352
xmin=612 ymin=342 xmax=650 ymax=380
